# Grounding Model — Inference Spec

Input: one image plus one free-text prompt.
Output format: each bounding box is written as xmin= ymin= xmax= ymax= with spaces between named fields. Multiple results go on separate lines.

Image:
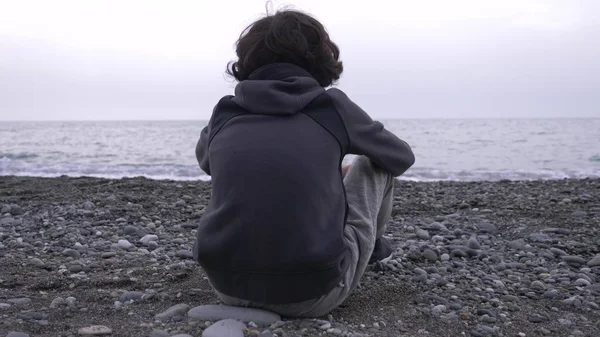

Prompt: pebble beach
xmin=0 ymin=176 xmax=599 ymax=337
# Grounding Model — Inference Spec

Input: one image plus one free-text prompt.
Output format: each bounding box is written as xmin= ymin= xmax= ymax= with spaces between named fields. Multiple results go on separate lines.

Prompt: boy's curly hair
xmin=226 ymin=9 xmax=343 ymax=87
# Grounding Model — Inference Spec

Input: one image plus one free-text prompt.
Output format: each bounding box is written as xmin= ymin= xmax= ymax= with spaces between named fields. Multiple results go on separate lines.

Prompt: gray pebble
xmin=428 ymin=222 xmax=448 ymax=231
xmin=440 ymin=253 xmax=450 ymax=261
xmin=573 ymin=278 xmax=591 ymax=287
xmin=50 ymin=297 xmax=66 ymax=308
xmin=69 ymin=265 xmax=83 ymax=273
xmin=436 ymin=278 xmax=448 ymax=286
xmin=422 ymin=249 xmax=438 ymax=262
xmin=412 ymin=274 xmax=427 ymax=282
xmin=543 ymin=227 xmax=572 ymax=235
xmin=571 ymin=210 xmax=587 ymax=217
xmin=558 ymin=318 xmax=573 ymax=326
xmin=82 ymin=201 xmax=95 ymax=210
xmin=149 ymin=330 xmax=169 ymax=337
xmin=476 ymin=309 xmax=496 ymax=317
xmin=479 ymin=325 xmax=498 ymax=336
xmin=431 ymin=305 xmax=446 ymax=315
xmin=509 ymin=239 xmax=527 ymax=250
xmin=507 ymin=262 xmax=527 ymax=269
xmin=476 ymin=223 xmax=498 ymax=233
xmin=0 ymin=303 xmax=11 ymax=310
xmin=66 ymin=297 xmax=77 ymax=307
xmin=30 ymin=258 xmax=45 ymax=267
xmin=465 ymin=248 xmax=479 ymax=257
xmin=561 ymin=255 xmax=586 ymax=265
xmin=119 ymin=291 xmax=145 ymax=302
xmin=528 ymin=233 xmax=552 ymax=243
xmin=147 ymin=241 xmax=159 ymax=250
xmin=563 ymin=296 xmax=582 ymax=306
xmin=542 ymin=290 xmax=559 ymax=299
xmin=451 ymin=249 xmax=467 ymax=258
xmin=7 ymin=298 xmax=31 ymax=307
xmin=467 ymin=237 xmax=481 ymax=249
xmin=155 ymin=303 xmax=190 ymax=319
xmin=432 ymin=235 xmax=444 ymax=242
xmin=18 ymin=311 xmax=45 ymax=320
xmin=416 ymin=229 xmax=430 ymax=240
xmin=530 ymin=280 xmax=546 ymax=290
xmin=123 ymin=225 xmax=139 ymax=235
xmin=6 ymin=333 xmax=30 ymax=337
xmin=77 ymin=325 xmax=112 ymax=335
xmin=327 ymin=328 xmax=343 ymax=335
xmin=319 ymin=322 xmax=331 ymax=330
xmin=587 ymin=255 xmax=600 ymax=267
xmin=62 ymin=248 xmax=81 ymax=258
xmin=414 ymin=268 xmax=427 ymax=275
xmin=550 ymin=248 xmax=568 ymax=256
xmin=270 ymin=321 xmax=285 ymax=329
xmin=449 ymin=303 xmax=462 ymax=310
xmin=502 ymin=295 xmax=519 ymax=302
xmin=529 ymin=314 xmax=548 ymax=323
xmin=177 ymin=250 xmax=194 ymax=259
xmin=494 ymin=263 xmax=507 ymax=271
xmin=202 ymin=319 xmax=246 ymax=337
xmin=188 ymin=305 xmax=281 ymax=326
xmin=101 ymin=252 xmax=116 ymax=259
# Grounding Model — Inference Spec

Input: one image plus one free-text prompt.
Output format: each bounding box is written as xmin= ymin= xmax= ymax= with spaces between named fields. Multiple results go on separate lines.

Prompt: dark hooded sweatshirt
xmin=194 ymin=63 xmax=415 ymax=305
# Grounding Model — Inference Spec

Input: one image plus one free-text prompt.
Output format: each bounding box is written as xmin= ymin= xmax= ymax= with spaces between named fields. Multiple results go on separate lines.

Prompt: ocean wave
xmin=589 ymin=155 xmax=600 ymax=162
xmin=1 ymin=161 xmax=598 ymax=182
xmin=0 ymin=152 xmax=39 ymax=160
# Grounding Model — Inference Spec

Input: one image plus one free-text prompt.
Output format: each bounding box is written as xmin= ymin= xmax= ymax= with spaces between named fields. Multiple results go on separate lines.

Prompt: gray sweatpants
xmin=216 ymin=155 xmax=395 ymax=317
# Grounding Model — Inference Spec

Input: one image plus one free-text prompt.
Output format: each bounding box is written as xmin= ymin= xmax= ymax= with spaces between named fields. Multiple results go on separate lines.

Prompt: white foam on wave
xmin=1 ymin=161 xmax=598 ymax=182
xmin=2 ymin=151 xmax=599 ymax=182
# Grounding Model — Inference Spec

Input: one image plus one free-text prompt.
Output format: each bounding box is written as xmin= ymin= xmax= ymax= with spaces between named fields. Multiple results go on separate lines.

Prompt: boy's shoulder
xmin=325 ymin=87 xmax=349 ymax=99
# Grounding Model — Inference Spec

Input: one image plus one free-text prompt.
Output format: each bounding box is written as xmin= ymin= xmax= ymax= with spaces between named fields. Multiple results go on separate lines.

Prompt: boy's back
xmin=193 ymin=9 xmax=415 ymax=316
xmin=194 ymin=63 xmax=349 ymax=304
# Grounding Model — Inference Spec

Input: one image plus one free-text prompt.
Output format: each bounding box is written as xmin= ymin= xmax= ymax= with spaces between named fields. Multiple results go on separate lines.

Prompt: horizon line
xmin=1 ymin=117 xmax=599 ymax=122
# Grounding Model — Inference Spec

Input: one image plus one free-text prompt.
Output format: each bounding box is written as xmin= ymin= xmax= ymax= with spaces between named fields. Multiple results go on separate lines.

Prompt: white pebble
xmin=140 ymin=234 xmax=159 ymax=245
xmin=431 ymin=305 xmax=446 ymax=315
xmin=78 ymin=325 xmax=112 ymax=335
xmin=573 ymin=278 xmax=591 ymax=286
xmin=319 ymin=322 xmax=331 ymax=330
xmin=118 ymin=239 xmax=133 ymax=249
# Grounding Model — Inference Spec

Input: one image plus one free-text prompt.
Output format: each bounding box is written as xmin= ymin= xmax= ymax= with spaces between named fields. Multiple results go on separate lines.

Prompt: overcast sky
xmin=0 ymin=0 xmax=599 ymax=121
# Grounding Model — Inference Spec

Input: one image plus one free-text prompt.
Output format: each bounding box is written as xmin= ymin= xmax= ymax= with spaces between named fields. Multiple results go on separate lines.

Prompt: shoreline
xmin=1 ymin=176 xmax=599 ymax=336
xmin=2 ymin=174 xmax=600 ymax=183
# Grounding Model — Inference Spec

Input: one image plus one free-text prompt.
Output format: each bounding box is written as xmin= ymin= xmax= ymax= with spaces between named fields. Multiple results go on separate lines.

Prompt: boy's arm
xmin=195 ymin=124 xmax=211 ymax=175
xmin=328 ymin=88 xmax=415 ymax=177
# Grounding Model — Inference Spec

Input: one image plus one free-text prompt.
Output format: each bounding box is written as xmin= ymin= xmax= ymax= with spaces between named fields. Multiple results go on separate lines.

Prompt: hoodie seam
xmin=207 ymin=98 xmax=244 ymax=146
xmin=327 ymin=90 xmax=353 ymax=152
xmin=296 ymin=77 xmax=303 ymax=110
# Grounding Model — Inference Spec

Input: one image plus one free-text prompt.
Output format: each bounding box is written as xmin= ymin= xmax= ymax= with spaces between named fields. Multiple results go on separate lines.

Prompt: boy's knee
xmin=353 ymin=156 xmax=394 ymax=180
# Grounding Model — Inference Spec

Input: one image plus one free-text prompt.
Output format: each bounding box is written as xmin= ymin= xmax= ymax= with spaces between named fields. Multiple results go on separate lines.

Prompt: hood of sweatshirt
xmin=231 ymin=63 xmax=326 ymax=115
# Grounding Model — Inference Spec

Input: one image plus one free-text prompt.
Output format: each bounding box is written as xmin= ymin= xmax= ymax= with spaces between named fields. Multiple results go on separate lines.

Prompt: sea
xmin=1 ymin=119 xmax=599 ymax=182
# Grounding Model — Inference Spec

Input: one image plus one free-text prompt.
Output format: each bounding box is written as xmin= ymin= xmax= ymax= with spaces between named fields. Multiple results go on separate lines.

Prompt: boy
xmin=194 ymin=9 xmax=415 ymax=317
